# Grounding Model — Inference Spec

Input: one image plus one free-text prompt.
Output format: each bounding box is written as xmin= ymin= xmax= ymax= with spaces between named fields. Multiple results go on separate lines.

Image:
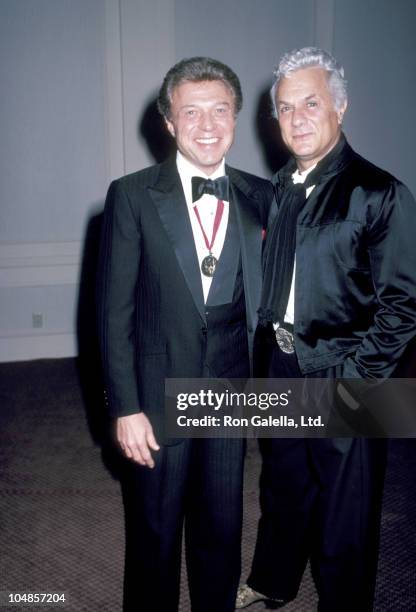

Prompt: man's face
xmin=165 ymin=79 xmax=236 ymax=175
xmin=275 ymin=67 xmax=346 ymax=171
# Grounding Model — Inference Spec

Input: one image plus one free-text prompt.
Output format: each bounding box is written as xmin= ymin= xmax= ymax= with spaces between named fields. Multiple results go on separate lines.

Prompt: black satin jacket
xmin=272 ymin=137 xmax=416 ymax=378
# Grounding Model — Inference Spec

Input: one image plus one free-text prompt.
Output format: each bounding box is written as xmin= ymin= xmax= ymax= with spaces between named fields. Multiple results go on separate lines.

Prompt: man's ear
xmin=165 ymin=118 xmax=176 ymax=138
xmin=337 ymin=100 xmax=347 ymax=125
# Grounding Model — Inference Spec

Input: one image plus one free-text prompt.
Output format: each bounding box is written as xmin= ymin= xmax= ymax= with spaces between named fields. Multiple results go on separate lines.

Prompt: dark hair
xmin=157 ymin=56 xmax=243 ymax=119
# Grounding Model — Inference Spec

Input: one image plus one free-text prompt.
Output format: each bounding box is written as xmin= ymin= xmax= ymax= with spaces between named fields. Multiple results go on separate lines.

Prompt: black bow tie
xmin=191 ymin=175 xmax=229 ymax=203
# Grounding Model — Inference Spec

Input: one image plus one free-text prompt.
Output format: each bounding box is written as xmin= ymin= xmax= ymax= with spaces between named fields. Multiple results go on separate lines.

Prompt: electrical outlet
xmin=32 ymin=313 xmax=44 ymax=328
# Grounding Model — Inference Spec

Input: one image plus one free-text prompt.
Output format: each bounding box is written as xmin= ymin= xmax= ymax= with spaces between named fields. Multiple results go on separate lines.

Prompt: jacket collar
xmin=152 ymin=156 xmax=259 ymax=199
xmin=226 ymin=164 xmax=260 ymax=199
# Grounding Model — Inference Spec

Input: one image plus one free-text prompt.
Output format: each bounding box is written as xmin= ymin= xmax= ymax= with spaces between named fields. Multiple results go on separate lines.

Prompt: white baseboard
xmin=0 ymin=332 xmax=77 ymax=363
xmin=0 ymin=242 xmax=81 ymax=362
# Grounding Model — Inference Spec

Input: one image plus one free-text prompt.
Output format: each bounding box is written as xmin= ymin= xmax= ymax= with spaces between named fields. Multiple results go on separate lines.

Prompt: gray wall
xmin=1 ymin=0 xmax=415 ymax=361
xmin=335 ymin=0 xmax=416 ymax=188
xmin=0 ymin=0 xmax=107 ymax=244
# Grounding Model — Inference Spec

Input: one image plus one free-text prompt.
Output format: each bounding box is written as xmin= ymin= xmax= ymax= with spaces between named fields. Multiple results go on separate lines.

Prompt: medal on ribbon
xmin=193 ymin=199 xmax=225 ymax=277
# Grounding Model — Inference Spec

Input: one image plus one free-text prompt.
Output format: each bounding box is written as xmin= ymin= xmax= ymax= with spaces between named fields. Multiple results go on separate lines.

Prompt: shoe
xmin=235 ymin=583 xmax=285 ymax=609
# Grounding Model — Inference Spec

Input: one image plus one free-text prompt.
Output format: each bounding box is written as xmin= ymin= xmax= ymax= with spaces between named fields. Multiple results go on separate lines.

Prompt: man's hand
xmin=116 ymin=413 xmax=160 ymax=468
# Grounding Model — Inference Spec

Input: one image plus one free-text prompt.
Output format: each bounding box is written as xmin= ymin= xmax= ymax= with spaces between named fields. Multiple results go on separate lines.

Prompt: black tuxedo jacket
xmin=97 ymin=157 xmax=272 ymax=429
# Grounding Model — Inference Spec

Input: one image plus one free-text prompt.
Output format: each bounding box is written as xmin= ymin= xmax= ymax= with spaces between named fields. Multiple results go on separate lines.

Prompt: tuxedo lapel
xmin=148 ymin=160 xmax=205 ymax=322
xmin=227 ymin=167 xmax=264 ymax=335
xmin=206 ymin=200 xmax=240 ymax=306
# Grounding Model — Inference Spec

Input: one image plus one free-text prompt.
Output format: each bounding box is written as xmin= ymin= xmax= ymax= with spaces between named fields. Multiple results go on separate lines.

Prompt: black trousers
xmin=121 ymin=437 xmax=245 ymax=612
xmin=248 ymin=328 xmax=387 ymax=611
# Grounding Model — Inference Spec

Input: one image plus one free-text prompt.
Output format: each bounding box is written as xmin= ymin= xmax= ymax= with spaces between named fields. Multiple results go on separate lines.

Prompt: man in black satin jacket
xmin=236 ymin=47 xmax=416 ymax=612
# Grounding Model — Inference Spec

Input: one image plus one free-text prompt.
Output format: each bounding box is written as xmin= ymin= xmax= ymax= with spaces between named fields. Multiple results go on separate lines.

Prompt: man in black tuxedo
xmin=97 ymin=57 xmax=271 ymax=612
xmin=236 ymin=47 xmax=416 ymax=611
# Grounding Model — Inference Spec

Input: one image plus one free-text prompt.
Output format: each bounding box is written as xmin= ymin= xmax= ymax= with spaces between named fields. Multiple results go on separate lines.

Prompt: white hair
xmin=270 ymin=46 xmax=348 ymax=117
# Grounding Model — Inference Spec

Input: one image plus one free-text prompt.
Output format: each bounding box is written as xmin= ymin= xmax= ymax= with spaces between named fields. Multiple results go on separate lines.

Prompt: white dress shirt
xmin=176 ymin=151 xmax=229 ymax=302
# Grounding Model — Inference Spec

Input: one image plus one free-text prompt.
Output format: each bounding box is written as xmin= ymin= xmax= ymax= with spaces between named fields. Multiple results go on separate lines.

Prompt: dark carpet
xmin=0 ymin=358 xmax=415 ymax=611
